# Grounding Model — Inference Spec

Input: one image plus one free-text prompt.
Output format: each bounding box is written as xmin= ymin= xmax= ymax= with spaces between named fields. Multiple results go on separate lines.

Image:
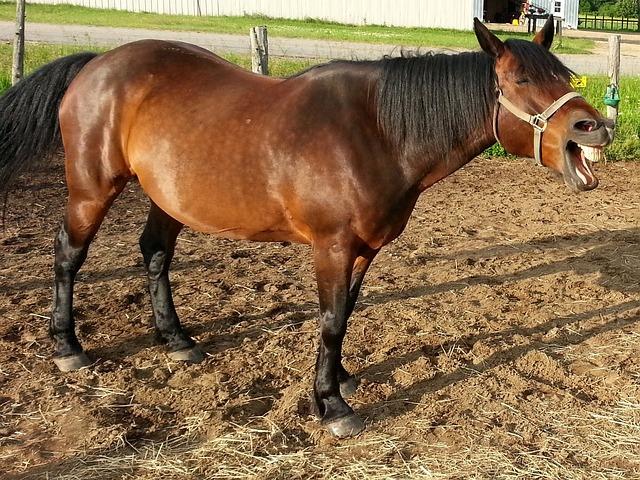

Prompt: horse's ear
xmin=533 ymin=16 xmax=555 ymax=49
xmin=473 ymin=17 xmax=504 ymax=59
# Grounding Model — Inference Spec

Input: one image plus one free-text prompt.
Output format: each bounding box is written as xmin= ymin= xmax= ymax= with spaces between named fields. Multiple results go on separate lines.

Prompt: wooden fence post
xmin=555 ymin=17 xmax=562 ymax=48
xmin=607 ymin=34 xmax=620 ymax=126
xmin=250 ymin=26 xmax=268 ymax=75
xmin=12 ymin=0 xmax=26 ymax=86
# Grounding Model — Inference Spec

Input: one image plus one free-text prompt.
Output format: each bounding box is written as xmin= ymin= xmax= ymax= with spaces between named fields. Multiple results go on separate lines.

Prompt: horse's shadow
xmin=356 ymin=298 xmax=639 ymax=421
xmin=348 ymin=227 xmax=640 ymax=423
xmin=87 ymin=227 xmax=639 ymax=414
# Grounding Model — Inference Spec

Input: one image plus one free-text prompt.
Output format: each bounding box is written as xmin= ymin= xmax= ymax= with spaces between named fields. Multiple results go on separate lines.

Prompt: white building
xmin=27 ymin=0 xmax=580 ymax=31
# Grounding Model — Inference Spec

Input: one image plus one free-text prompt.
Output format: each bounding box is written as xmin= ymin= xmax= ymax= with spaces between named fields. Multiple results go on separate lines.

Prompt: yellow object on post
xmin=570 ymin=75 xmax=588 ymax=88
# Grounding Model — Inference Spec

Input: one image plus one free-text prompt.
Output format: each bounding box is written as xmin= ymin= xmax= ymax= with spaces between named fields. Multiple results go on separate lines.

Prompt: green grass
xmin=0 ymin=43 xmax=106 ymax=91
xmin=586 ymin=77 xmax=640 ymax=161
xmin=0 ymin=43 xmax=316 ymax=87
xmin=0 ymin=1 xmax=593 ymax=53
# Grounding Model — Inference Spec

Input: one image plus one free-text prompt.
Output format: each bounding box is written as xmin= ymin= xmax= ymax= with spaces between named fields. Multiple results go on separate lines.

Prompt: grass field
xmin=580 ymin=75 xmax=640 ymax=161
xmin=0 ymin=2 xmax=594 ymax=53
xmin=0 ymin=43 xmax=317 ymax=91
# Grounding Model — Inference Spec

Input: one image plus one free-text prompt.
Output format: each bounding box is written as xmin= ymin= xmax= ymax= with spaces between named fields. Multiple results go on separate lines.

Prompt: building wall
xmin=533 ymin=0 xmax=579 ymax=29
xmin=25 ymin=0 xmax=580 ymax=30
xmin=26 ymin=0 xmax=481 ymax=30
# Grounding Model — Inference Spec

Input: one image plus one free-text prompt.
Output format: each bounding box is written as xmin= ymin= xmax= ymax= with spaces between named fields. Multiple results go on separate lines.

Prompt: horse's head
xmin=473 ymin=17 xmax=614 ymax=192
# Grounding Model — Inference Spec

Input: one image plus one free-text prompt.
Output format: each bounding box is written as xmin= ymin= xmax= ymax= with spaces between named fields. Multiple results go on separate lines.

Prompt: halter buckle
xmin=531 ymin=115 xmax=547 ymax=133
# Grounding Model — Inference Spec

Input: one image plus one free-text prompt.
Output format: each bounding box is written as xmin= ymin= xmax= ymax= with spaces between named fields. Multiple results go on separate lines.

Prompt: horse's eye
xmin=516 ymin=78 xmax=530 ymax=85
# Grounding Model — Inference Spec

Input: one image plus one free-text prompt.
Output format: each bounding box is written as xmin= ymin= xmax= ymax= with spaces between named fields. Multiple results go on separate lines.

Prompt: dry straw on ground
xmin=2 ymin=159 xmax=640 ymax=478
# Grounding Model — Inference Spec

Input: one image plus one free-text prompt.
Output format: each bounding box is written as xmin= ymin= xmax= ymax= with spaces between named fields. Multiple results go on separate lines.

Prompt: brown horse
xmin=0 ymin=18 xmax=613 ymax=437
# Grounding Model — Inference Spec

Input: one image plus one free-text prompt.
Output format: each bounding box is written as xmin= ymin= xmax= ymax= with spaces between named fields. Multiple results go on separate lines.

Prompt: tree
xmin=579 ymin=0 xmax=640 ymax=16
xmin=579 ymin=0 xmax=614 ymax=14
xmin=616 ymin=0 xmax=640 ymax=17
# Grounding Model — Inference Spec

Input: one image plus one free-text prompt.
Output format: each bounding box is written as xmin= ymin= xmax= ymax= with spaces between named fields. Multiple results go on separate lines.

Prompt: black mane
xmin=376 ymin=40 xmax=573 ymax=156
xmin=377 ymin=50 xmax=495 ymax=156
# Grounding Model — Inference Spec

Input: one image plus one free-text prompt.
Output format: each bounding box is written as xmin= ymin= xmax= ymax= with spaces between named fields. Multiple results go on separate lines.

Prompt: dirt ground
xmin=1 ymin=156 xmax=639 ymax=479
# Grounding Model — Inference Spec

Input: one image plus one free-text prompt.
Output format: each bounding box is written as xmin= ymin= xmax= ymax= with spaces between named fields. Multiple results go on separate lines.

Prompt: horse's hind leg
xmin=139 ymin=202 xmax=204 ymax=363
xmin=51 ymin=179 xmax=130 ymax=372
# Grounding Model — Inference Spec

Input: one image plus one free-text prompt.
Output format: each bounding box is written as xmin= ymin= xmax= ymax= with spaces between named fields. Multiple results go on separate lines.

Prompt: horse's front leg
xmin=336 ymin=249 xmax=378 ymax=399
xmin=140 ymin=202 xmax=204 ymax=363
xmin=313 ymin=239 xmax=369 ymax=437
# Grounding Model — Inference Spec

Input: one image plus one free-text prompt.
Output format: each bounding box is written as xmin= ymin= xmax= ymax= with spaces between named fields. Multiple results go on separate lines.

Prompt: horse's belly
xmin=160 ymin=201 xmax=309 ymax=243
xmin=128 ymin=122 xmax=317 ymax=245
xmin=176 ymin=213 xmax=310 ymax=244
xmin=135 ymin=168 xmax=310 ymax=244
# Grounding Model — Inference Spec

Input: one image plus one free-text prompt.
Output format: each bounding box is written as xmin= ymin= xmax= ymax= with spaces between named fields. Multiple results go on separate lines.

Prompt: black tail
xmin=0 ymin=52 xmax=99 ymax=193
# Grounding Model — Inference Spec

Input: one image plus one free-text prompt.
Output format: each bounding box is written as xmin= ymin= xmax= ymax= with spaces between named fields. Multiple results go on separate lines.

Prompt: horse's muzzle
xmin=571 ymin=117 xmax=615 ymax=147
xmin=561 ymin=117 xmax=614 ymax=192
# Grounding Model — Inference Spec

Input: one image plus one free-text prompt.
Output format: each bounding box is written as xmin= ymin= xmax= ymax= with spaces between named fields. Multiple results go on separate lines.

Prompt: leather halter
xmin=492 ymin=90 xmax=583 ymax=165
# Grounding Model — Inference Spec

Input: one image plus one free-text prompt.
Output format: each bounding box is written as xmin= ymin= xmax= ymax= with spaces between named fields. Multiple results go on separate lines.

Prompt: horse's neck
xmin=374 ymin=52 xmax=498 ymax=191
xmin=403 ymin=117 xmax=497 ymax=192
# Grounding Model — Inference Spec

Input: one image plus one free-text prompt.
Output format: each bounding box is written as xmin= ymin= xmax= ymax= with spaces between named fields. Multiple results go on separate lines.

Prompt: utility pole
xmin=12 ymin=0 xmax=26 ymax=86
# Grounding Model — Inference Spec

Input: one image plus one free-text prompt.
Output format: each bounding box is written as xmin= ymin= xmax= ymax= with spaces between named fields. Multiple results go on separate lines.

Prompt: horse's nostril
xmin=574 ymin=119 xmax=600 ymax=132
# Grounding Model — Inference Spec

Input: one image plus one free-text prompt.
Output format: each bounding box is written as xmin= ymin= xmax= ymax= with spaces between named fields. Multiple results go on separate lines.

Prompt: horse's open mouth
xmin=564 ymin=141 xmax=600 ymax=191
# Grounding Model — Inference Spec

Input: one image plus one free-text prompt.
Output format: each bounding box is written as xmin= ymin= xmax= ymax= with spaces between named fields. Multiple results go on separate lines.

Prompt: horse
xmin=0 ymin=17 xmax=613 ymax=437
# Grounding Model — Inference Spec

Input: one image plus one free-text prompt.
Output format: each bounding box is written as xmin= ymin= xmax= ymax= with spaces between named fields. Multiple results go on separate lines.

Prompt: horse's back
xmin=58 ymin=40 xmax=398 ymax=246
xmin=60 ymin=39 xmax=270 ymax=128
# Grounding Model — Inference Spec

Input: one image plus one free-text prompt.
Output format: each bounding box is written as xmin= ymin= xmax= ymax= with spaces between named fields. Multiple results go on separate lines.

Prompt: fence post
xmin=12 ymin=0 xmax=26 ymax=86
xmin=555 ymin=17 xmax=562 ymax=48
xmin=250 ymin=26 xmax=268 ymax=75
xmin=607 ymin=34 xmax=620 ymax=125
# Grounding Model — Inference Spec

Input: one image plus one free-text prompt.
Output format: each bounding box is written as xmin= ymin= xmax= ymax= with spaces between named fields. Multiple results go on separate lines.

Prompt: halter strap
xmin=493 ymin=90 xmax=583 ymax=165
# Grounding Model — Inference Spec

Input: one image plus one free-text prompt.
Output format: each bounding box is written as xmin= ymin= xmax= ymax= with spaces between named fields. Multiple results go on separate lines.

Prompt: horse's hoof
xmin=339 ymin=376 xmax=359 ymax=398
xmin=53 ymin=352 xmax=92 ymax=372
xmin=168 ymin=345 xmax=205 ymax=363
xmin=323 ymin=414 xmax=366 ymax=438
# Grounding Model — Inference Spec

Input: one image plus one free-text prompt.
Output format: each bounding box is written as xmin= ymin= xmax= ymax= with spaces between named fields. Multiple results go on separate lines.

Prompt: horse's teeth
xmin=579 ymin=145 xmax=605 ymax=163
